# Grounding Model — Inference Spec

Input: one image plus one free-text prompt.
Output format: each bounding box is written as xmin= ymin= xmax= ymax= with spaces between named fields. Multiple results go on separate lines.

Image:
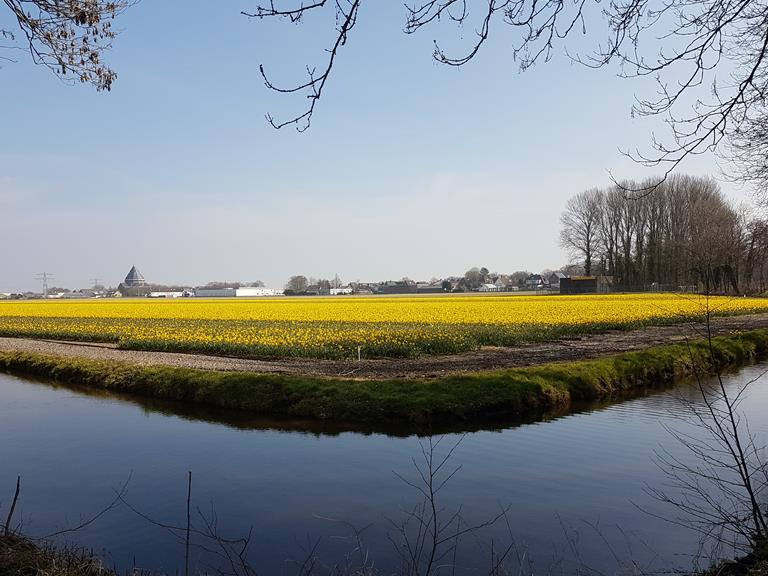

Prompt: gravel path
xmin=1 ymin=313 xmax=767 ymax=379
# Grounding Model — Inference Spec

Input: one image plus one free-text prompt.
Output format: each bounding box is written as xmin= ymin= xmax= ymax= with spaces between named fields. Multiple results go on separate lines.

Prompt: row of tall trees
xmin=560 ymin=175 xmax=768 ymax=293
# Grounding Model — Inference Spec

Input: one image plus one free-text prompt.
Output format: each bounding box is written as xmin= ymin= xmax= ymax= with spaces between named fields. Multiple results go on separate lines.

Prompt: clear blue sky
xmin=0 ymin=1 xmax=749 ymax=291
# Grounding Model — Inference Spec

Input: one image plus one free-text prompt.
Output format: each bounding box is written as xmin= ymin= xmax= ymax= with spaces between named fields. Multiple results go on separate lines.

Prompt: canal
xmin=1 ymin=364 xmax=766 ymax=574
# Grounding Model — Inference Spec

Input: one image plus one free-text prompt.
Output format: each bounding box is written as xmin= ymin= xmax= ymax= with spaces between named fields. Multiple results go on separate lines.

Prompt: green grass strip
xmin=1 ymin=330 xmax=767 ymax=425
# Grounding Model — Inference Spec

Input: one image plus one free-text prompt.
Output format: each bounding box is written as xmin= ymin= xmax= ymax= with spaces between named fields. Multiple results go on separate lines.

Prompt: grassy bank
xmin=0 ymin=533 xmax=114 ymax=576
xmin=1 ymin=330 xmax=768 ymax=425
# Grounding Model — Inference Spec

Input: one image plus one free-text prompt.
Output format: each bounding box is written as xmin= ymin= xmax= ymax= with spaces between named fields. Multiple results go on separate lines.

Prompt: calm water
xmin=1 ymin=366 xmax=767 ymax=575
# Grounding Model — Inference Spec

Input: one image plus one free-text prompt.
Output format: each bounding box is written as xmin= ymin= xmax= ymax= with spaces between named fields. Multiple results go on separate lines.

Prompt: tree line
xmin=560 ymin=174 xmax=768 ymax=293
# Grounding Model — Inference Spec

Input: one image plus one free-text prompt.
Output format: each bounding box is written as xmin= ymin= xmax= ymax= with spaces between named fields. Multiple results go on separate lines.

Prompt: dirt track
xmin=1 ymin=314 xmax=767 ymax=379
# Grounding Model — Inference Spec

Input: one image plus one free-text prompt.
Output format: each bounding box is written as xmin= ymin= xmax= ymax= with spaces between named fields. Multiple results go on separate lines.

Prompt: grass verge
xmin=1 ymin=330 xmax=767 ymax=425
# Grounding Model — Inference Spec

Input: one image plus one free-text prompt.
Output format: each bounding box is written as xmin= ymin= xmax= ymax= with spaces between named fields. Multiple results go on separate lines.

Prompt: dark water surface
xmin=1 ymin=366 xmax=767 ymax=575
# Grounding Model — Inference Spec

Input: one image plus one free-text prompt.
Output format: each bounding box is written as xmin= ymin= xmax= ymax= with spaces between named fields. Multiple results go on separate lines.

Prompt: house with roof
xmin=524 ymin=274 xmax=547 ymax=290
xmin=491 ymin=275 xmax=513 ymax=291
xmin=548 ymin=272 xmax=568 ymax=288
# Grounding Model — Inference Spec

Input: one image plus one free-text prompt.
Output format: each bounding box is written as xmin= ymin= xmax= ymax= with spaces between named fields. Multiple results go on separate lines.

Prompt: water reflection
xmin=0 ymin=365 xmax=766 ymax=575
xmin=6 ymin=370 xmax=718 ymax=437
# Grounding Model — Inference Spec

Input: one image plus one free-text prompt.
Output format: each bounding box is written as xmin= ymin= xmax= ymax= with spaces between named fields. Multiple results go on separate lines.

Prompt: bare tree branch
xmin=248 ymin=0 xmax=768 ymax=197
xmin=2 ymin=0 xmax=133 ymax=90
xmin=246 ymin=0 xmax=361 ymax=131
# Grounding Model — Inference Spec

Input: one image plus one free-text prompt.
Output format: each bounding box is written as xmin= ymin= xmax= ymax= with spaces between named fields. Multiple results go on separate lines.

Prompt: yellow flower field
xmin=0 ymin=293 xmax=765 ymax=358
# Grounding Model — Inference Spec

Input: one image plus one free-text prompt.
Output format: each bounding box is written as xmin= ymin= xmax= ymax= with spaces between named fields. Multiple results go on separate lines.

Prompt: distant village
xmin=0 ymin=264 xmax=607 ymax=300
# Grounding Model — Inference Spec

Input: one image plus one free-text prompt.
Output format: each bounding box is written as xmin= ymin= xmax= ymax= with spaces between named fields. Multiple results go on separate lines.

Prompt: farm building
xmin=304 ymin=284 xmax=331 ymax=296
xmin=195 ymin=288 xmax=236 ymax=298
xmin=559 ymin=276 xmax=597 ymax=294
xmin=416 ymin=283 xmax=446 ymax=294
xmin=236 ymin=287 xmax=284 ymax=297
xmin=378 ymin=281 xmax=417 ymax=295
xmin=148 ymin=291 xmax=185 ymax=298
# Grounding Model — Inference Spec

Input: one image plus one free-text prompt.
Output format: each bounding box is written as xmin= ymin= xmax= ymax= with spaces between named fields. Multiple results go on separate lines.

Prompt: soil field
xmin=2 ymin=313 xmax=767 ymax=379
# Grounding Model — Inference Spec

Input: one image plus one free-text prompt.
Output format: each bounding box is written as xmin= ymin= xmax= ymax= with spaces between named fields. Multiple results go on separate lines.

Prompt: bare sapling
xmin=649 ymin=272 xmax=768 ymax=565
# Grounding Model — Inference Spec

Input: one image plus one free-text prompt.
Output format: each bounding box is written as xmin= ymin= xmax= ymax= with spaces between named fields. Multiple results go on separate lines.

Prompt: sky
xmin=0 ymin=1 xmax=755 ymax=292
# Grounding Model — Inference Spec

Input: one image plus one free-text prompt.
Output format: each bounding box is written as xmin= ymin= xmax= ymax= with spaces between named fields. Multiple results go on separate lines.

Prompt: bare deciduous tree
xmin=463 ymin=267 xmax=484 ymax=290
xmin=560 ymin=174 xmax=768 ymax=292
xmin=559 ymin=188 xmax=602 ymax=276
xmin=1 ymin=0 xmax=132 ymax=91
xmin=648 ymin=289 xmax=768 ymax=562
xmin=286 ymin=274 xmax=309 ymax=293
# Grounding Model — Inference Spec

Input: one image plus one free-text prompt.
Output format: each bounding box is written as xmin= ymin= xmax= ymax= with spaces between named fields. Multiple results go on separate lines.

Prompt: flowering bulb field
xmin=0 ymin=293 xmax=766 ymax=359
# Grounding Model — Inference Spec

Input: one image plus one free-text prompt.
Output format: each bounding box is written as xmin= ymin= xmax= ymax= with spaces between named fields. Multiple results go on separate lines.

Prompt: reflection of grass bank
xmin=1 ymin=329 xmax=767 ymax=426
xmin=703 ymin=540 xmax=768 ymax=575
xmin=0 ymin=533 xmax=114 ymax=576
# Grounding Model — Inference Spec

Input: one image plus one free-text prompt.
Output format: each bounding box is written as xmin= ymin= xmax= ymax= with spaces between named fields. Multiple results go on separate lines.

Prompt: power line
xmin=34 ymin=272 xmax=54 ymax=297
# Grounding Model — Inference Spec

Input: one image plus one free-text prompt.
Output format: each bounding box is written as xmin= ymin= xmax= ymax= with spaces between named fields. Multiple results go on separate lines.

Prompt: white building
xmin=195 ymin=288 xmax=236 ymax=298
xmin=330 ymin=287 xmax=354 ymax=295
xmin=235 ymin=287 xmax=284 ymax=297
xmin=148 ymin=291 xmax=185 ymax=298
